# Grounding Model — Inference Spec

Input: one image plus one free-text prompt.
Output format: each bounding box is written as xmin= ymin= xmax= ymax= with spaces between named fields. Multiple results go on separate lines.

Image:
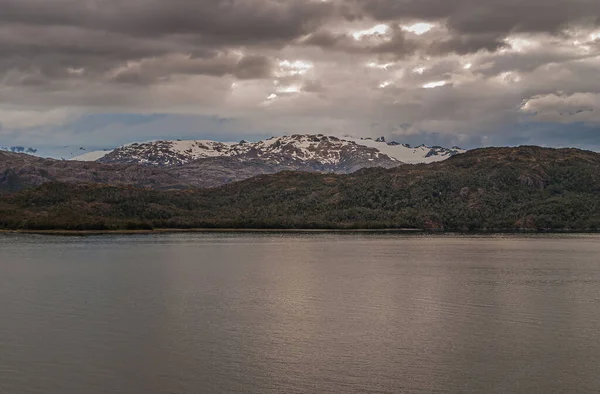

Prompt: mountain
xmin=0 ymin=151 xmax=184 ymax=192
xmin=0 ymin=150 xmax=298 ymax=192
xmin=75 ymin=134 xmax=465 ymax=171
xmin=340 ymin=136 xmax=465 ymax=164
xmin=2 ymin=134 xmax=465 ymax=192
xmin=3 ymin=146 xmax=600 ymax=231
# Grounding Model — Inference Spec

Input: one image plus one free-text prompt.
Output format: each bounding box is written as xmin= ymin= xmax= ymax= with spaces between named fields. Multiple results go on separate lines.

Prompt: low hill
xmin=1 ymin=146 xmax=599 ymax=231
xmin=0 ymin=151 xmax=300 ymax=192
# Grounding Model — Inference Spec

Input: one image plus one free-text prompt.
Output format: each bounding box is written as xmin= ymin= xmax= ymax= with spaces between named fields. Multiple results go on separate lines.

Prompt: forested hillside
xmin=1 ymin=146 xmax=599 ymax=231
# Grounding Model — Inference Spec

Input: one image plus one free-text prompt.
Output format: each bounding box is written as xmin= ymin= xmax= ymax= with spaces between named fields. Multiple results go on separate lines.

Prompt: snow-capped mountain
xmin=89 ymin=135 xmax=402 ymax=173
xmin=342 ymin=136 xmax=466 ymax=164
xmin=74 ymin=135 xmax=465 ymax=173
xmin=95 ymin=140 xmax=236 ymax=166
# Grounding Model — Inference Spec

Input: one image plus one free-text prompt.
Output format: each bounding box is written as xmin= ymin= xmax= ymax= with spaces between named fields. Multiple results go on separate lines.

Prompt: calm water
xmin=1 ymin=233 xmax=599 ymax=393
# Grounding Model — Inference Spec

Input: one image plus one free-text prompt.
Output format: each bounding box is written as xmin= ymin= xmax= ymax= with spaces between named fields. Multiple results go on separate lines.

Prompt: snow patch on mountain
xmin=72 ymin=150 xmax=112 ymax=161
xmin=71 ymin=134 xmax=465 ymax=171
xmin=344 ymin=137 xmax=466 ymax=164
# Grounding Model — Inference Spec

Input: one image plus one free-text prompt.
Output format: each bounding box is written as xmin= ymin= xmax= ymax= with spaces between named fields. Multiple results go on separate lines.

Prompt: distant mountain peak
xmin=71 ymin=134 xmax=466 ymax=171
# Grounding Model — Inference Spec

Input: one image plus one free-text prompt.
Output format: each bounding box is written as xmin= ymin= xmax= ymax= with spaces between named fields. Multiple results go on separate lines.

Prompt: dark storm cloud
xmin=300 ymin=27 xmax=418 ymax=58
xmin=1 ymin=0 xmax=598 ymax=66
xmin=356 ymin=0 xmax=600 ymax=34
xmin=1 ymin=0 xmax=600 ymax=149
xmin=426 ymin=34 xmax=507 ymax=56
xmin=349 ymin=0 xmax=600 ymax=55
xmin=301 ymin=28 xmax=505 ymax=57
xmin=1 ymin=0 xmax=593 ymax=83
xmin=0 ymin=0 xmax=335 ymax=43
xmin=0 ymin=0 xmax=338 ymax=88
xmin=109 ymin=53 xmax=274 ymax=84
xmin=0 ymin=24 xmax=204 ymax=84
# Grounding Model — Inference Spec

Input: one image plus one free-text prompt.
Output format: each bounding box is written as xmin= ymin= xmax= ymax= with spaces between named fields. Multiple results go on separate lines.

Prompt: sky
xmin=1 ymin=0 xmax=600 ymax=157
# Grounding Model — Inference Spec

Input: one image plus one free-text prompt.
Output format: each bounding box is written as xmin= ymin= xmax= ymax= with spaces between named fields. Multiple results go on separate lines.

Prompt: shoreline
xmin=0 ymin=228 xmax=425 ymax=236
xmin=0 ymin=228 xmax=598 ymax=236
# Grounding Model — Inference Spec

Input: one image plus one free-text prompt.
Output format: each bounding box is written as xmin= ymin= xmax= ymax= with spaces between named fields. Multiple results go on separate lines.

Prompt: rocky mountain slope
xmin=0 ymin=151 xmax=299 ymax=192
xmin=3 ymin=146 xmax=600 ymax=231
xmin=0 ymin=151 xmax=182 ymax=192
xmin=75 ymin=134 xmax=465 ymax=170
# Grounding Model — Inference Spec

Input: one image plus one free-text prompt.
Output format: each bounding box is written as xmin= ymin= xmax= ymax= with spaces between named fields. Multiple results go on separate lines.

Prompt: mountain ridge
xmin=1 ymin=134 xmax=464 ymax=191
xmin=3 ymin=146 xmax=599 ymax=231
xmin=74 ymin=134 xmax=465 ymax=170
xmin=0 ymin=150 xmax=300 ymax=192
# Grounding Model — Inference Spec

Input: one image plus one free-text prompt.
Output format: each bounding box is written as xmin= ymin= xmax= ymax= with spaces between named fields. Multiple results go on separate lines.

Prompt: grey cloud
xmin=426 ymin=34 xmax=507 ymax=56
xmin=0 ymin=25 xmax=197 ymax=80
xmin=472 ymin=49 xmax=594 ymax=78
xmin=233 ymin=55 xmax=273 ymax=79
xmin=445 ymin=2 xmax=599 ymax=35
xmin=0 ymin=0 xmax=336 ymax=91
xmin=349 ymin=0 xmax=600 ymax=55
xmin=1 ymin=0 xmax=335 ymax=44
xmin=301 ymin=27 xmax=505 ymax=58
xmin=300 ymin=27 xmax=418 ymax=58
xmin=356 ymin=0 xmax=460 ymax=22
xmin=355 ymin=0 xmax=600 ymax=34
xmin=302 ymin=80 xmax=325 ymax=94
xmin=2 ymin=0 xmax=600 ymax=151
xmin=521 ymin=93 xmax=600 ymax=123
xmin=109 ymin=53 xmax=274 ymax=85
xmin=301 ymin=31 xmax=346 ymax=49
xmin=3 ymin=0 xmax=588 ymax=88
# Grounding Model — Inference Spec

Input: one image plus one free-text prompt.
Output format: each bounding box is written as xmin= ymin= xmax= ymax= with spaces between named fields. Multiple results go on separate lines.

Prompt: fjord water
xmin=1 ymin=234 xmax=599 ymax=393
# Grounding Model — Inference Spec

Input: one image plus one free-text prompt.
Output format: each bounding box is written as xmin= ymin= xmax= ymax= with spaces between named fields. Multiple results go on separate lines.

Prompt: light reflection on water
xmin=1 ymin=233 xmax=599 ymax=393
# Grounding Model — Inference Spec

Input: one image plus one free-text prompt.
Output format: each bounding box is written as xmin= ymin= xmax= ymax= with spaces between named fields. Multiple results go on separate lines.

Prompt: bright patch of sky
xmin=368 ymin=62 xmax=394 ymax=70
xmin=402 ymin=22 xmax=434 ymax=35
xmin=277 ymin=85 xmax=301 ymax=94
xmin=422 ymin=81 xmax=447 ymax=89
xmin=67 ymin=67 xmax=85 ymax=75
xmin=505 ymin=37 xmax=538 ymax=52
xmin=278 ymin=60 xmax=313 ymax=76
xmin=499 ymin=72 xmax=521 ymax=84
xmin=352 ymin=24 xmax=390 ymax=40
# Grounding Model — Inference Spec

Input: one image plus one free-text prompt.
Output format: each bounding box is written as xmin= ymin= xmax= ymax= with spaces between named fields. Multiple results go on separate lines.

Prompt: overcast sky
xmin=1 ymin=0 xmax=600 ymax=156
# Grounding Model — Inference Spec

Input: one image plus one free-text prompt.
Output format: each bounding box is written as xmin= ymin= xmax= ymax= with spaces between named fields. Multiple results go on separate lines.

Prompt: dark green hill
xmin=1 ymin=146 xmax=599 ymax=231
